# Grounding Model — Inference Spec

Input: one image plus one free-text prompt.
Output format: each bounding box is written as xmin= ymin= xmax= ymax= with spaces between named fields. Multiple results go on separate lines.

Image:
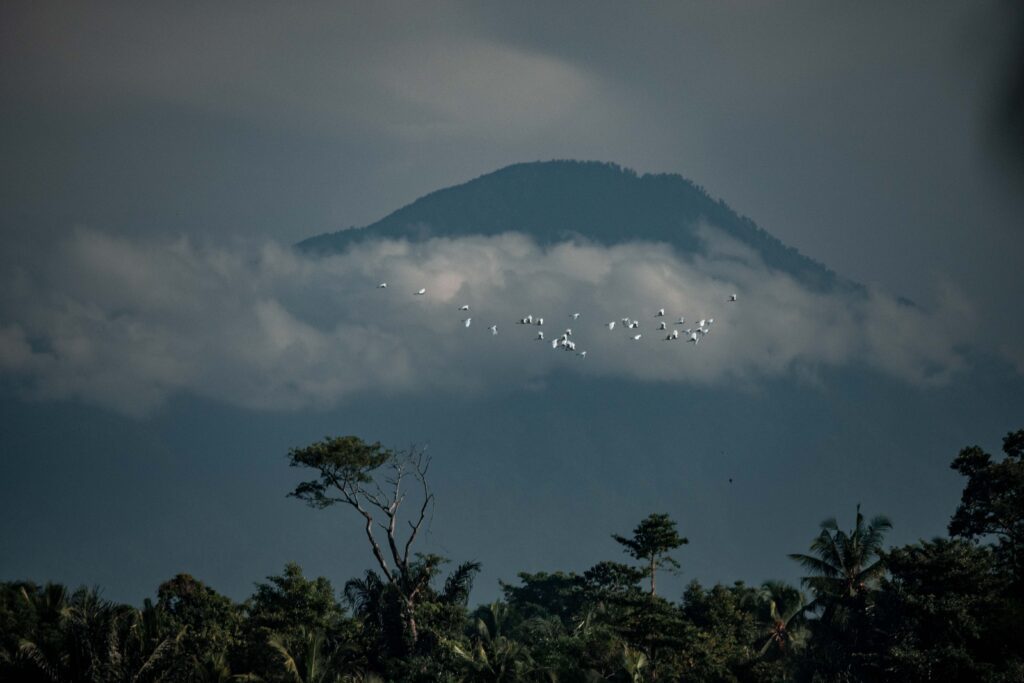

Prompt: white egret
xmin=675 ymin=317 xmax=685 ymax=325
xmin=463 ymin=318 xmax=472 ymax=328
xmin=658 ymin=321 xmax=667 ymax=330
xmin=729 ymin=294 xmax=737 ymax=302
xmin=656 ymin=308 xmax=665 ymax=317
xmin=537 ymin=331 xmax=545 ymax=341
xmin=572 ymin=312 xmax=581 ymax=320
xmin=577 ymin=350 xmax=587 ymax=358
xmin=415 ymin=288 xmax=426 ymax=295
xmin=536 ymin=318 xmax=544 ymax=326
xmin=632 ymin=334 xmax=642 ymax=341
xmin=378 ymin=282 xmax=387 ymax=289
xmin=458 ymin=304 xmax=470 ymax=311
xmin=607 ymin=321 xmax=616 ymax=330
xmin=489 ymin=325 xmax=498 ymax=335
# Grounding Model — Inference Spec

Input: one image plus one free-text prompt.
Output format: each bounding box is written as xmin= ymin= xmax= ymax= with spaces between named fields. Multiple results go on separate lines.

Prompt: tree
xmin=157 ymin=574 xmax=240 ymax=681
xmin=287 ymin=437 xmax=435 ymax=646
xmin=15 ymin=586 xmax=180 ymax=683
xmin=754 ymin=581 xmax=807 ymax=660
xmin=239 ymin=563 xmax=356 ymax=681
xmin=789 ymin=504 xmax=892 ymax=681
xmin=949 ymin=428 xmax=1024 ymax=589
xmin=874 ymin=538 xmax=1023 ymax=682
xmin=789 ymin=504 xmax=891 ymax=612
xmin=612 ymin=513 xmax=688 ymax=597
xmin=450 ymin=602 xmax=537 ymax=682
xmin=267 ymin=627 xmax=342 ymax=683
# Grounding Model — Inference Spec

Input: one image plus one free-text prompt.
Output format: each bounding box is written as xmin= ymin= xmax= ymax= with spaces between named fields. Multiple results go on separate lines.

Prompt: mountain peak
xmin=298 ymin=160 xmax=840 ymax=291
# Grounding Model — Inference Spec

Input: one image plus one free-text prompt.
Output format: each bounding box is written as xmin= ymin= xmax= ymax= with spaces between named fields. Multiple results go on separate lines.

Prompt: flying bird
xmin=536 ymin=318 xmax=544 ymax=326
xmin=489 ymin=325 xmax=498 ymax=335
xmin=458 ymin=304 xmax=470 ymax=311
xmin=463 ymin=318 xmax=472 ymax=328
xmin=572 ymin=312 xmax=581 ymax=320
xmin=537 ymin=331 xmax=545 ymax=341
xmin=675 ymin=317 xmax=686 ymax=325
xmin=377 ymin=282 xmax=387 ymax=289
xmin=656 ymin=308 xmax=665 ymax=317
xmin=577 ymin=350 xmax=587 ymax=358
xmin=607 ymin=321 xmax=616 ymax=330
xmin=658 ymin=321 xmax=667 ymax=330
xmin=632 ymin=334 xmax=642 ymax=341
xmin=687 ymin=332 xmax=699 ymax=344
xmin=729 ymin=294 xmax=737 ymax=302
xmin=415 ymin=288 xmax=426 ymax=296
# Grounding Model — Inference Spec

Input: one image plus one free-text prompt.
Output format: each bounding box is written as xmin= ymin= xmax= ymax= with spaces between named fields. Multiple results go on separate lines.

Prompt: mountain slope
xmin=298 ymin=160 xmax=842 ymax=291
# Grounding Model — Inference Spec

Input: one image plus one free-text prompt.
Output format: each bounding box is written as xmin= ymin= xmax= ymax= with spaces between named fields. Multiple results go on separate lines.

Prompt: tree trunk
xmin=405 ymin=598 xmax=419 ymax=644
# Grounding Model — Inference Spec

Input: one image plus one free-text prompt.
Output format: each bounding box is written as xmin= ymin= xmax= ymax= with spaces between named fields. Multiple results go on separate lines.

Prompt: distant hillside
xmin=298 ymin=160 xmax=842 ymax=291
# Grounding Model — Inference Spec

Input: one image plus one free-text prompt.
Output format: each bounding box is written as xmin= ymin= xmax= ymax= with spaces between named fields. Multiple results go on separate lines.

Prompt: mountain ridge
xmin=298 ymin=160 xmax=844 ymax=292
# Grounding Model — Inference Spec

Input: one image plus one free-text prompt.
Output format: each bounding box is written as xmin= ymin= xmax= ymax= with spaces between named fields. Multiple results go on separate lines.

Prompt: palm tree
xmin=268 ymin=627 xmax=339 ymax=683
xmin=621 ymin=644 xmax=648 ymax=683
xmin=789 ymin=505 xmax=891 ymax=680
xmin=754 ymin=581 xmax=807 ymax=658
xmin=789 ymin=504 xmax=892 ymax=616
xmin=450 ymin=603 xmax=536 ymax=682
xmin=17 ymin=587 xmax=180 ymax=683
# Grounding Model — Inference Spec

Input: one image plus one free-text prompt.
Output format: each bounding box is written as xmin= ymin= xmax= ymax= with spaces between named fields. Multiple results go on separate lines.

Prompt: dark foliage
xmin=3 ymin=427 xmax=1022 ymax=682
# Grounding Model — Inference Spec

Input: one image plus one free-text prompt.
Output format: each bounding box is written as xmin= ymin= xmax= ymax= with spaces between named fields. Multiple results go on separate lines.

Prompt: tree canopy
xmin=3 ymin=426 xmax=1022 ymax=682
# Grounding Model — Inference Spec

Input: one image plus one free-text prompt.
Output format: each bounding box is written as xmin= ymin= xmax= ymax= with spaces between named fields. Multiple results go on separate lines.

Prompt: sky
xmin=1 ymin=1 xmax=1023 ymax=604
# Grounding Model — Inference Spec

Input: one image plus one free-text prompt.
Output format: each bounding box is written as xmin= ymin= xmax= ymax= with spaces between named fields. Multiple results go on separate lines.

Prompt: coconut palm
xmin=788 ymin=505 xmax=892 ymax=680
xmin=268 ymin=627 xmax=340 ymax=683
xmin=17 ymin=587 xmax=180 ymax=683
xmin=754 ymin=581 xmax=807 ymax=658
xmin=451 ymin=603 xmax=537 ymax=682
xmin=620 ymin=644 xmax=648 ymax=683
xmin=789 ymin=504 xmax=892 ymax=615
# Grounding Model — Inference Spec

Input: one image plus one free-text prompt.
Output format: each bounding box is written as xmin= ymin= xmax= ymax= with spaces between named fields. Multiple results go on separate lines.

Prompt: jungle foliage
xmin=2 ymin=429 xmax=1022 ymax=682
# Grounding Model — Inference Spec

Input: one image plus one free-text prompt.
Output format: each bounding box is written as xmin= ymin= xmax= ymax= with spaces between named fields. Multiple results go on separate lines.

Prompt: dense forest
xmin=2 ymin=429 xmax=1022 ymax=682
xmin=296 ymin=161 xmax=844 ymax=294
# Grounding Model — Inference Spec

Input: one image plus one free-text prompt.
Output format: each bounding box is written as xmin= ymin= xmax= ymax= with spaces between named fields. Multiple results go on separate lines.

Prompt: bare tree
xmin=287 ymin=436 xmax=435 ymax=643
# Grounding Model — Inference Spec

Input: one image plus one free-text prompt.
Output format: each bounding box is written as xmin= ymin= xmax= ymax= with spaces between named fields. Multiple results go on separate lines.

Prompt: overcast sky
xmin=3 ymin=2 xmax=1022 ymax=295
xmin=1 ymin=1 xmax=1023 ymax=602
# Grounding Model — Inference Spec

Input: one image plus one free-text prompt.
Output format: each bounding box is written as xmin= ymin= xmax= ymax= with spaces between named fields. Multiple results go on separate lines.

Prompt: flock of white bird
xmin=376 ymin=281 xmax=737 ymax=359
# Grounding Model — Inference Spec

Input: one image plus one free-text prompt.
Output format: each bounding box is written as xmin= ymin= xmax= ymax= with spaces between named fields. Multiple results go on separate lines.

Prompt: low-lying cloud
xmin=0 ymin=227 xmax=980 ymax=416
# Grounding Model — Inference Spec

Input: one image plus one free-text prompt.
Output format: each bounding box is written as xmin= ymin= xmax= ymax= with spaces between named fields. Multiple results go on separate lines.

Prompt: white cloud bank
xmin=0 ymin=227 xmax=980 ymax=417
